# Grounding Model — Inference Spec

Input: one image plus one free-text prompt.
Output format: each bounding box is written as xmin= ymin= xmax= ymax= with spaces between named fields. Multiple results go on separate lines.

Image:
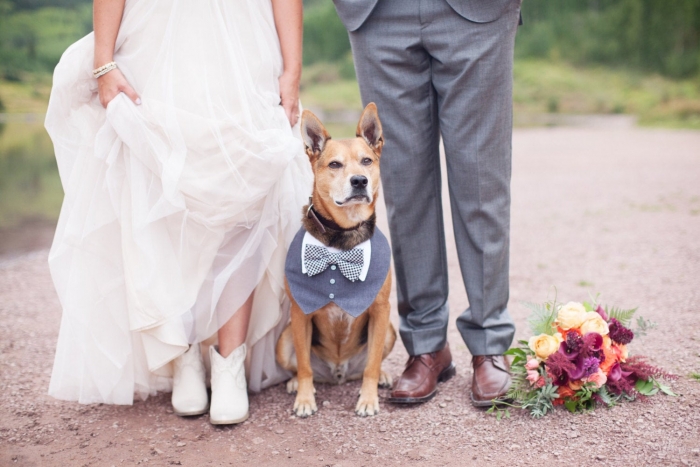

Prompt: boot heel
xmin=438 ymin=363 xmax=456 ymax=383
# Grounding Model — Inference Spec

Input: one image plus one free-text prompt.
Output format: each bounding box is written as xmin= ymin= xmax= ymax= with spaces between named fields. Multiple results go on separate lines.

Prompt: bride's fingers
xmin=283 ymin=100 xmax=299 ymax=126
xmin=121 ymin=83 xmax=142 ymax=105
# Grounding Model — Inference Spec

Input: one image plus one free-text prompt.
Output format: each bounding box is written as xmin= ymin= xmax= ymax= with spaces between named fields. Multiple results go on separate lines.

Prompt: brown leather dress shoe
xmin=470 ymin=355 xmax=512 ymax=407
xmin=388 ymin=343 xmax=456 ymax=404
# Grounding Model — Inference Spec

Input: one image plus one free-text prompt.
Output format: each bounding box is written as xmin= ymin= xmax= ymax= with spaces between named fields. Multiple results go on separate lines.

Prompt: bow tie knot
xmin=304 ymin=244 xmax=364 ymax=282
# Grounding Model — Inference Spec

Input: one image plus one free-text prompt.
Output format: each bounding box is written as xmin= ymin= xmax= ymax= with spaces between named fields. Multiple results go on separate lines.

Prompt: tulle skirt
xmin=45 ymin=0 xmax=312 ymax=404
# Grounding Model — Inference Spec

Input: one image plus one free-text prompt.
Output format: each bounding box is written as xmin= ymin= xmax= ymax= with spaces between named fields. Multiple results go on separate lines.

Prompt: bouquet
xmin=490 ymin=297 xmax=675 ymax=418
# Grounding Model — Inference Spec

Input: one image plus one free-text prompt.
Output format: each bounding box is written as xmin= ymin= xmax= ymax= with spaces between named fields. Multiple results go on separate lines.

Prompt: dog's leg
xmin=275 ymin=324 xmax=300 ymax=394
xmin=378 ymin=322 xmax=397 ymax=388
xmin=290 ymin=304 xmax=317 ymax=417
xmin=356 ymin=274 xmax=392 ymax=416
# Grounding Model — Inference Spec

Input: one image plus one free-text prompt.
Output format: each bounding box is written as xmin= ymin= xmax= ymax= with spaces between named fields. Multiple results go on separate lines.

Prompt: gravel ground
xmin=1 ymin=127 xmax=699 ymax=466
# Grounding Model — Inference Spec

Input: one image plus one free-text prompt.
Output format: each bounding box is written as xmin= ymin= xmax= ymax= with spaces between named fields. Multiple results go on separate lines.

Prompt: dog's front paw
xmin=355 ymin=393 xmax=379 ymax=417
xmin=293 ymin=393 xmax=317 ymax=418
xmin=378 ymin=370 xmax=392 ymax=388
xmin=286 ymin=376 xmax=298 ymax=394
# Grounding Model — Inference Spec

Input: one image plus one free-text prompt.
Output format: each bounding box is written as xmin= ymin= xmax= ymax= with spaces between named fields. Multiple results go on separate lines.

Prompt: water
xmin=0 ymin=116 xmax=61 ymax=256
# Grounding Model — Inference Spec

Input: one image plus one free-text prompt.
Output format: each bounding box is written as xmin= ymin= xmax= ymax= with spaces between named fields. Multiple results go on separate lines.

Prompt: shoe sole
xmin=209 ymin=412 xmax=249 ymax=425
xmin=470 ymin=393 xmax=511 ymax=408
xmin=173 ymin=406 xmax=209 ymax=417
xmin=387 ymin=363 xmax=456 ymax=404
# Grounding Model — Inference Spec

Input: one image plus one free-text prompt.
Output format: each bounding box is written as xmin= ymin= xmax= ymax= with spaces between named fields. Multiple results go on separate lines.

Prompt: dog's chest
xmin=324 ymin=303 xmax=355 ymax=344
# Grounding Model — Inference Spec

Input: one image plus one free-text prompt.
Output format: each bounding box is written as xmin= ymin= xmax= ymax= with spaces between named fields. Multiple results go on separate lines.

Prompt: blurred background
xmin=1 ymin=0 xmax=699 ymax=257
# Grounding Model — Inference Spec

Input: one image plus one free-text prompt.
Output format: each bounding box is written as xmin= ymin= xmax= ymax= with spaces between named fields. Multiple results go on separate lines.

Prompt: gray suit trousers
xmin=346 ymin=0 xmax=520 ymax=356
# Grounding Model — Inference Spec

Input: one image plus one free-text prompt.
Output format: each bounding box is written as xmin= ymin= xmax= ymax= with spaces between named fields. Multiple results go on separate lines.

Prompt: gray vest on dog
xmin=285 ymin=227 xmax=391 ymax=317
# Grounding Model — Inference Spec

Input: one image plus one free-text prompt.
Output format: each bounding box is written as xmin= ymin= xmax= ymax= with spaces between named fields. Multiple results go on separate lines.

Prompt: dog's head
xmin=301 ymin=103 xmax=383 ymax=228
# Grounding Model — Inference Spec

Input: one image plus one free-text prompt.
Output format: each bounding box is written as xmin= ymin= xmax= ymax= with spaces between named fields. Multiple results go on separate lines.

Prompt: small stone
xmin=154 ymin=448 xmax=164 ymax=455
xmin=567 ymin=431 xmax=580 ymax=439
xmin=271 ymin=451 xmax=279 ymax=456
xmin=176 ymin=442 xmax=186 ymax=447
xmin=298 ymin=449 xmax=304 ymax=452
xmin=510 ymin=444 xmax=521 ymax=450
xmin=379 ymin=426 xmax=387 ymax=433
xmin=595 ymin=455 xmax=605 ymax=461
xmin=322 ymin=401 xmax=330 ymax=407
xmin=253 ymin=438 xmax=264 ymax=445
xmin=275 ymin=429 xmax=285 ymax=435
xmin=439 ymin=403 xmax=447 ymax=408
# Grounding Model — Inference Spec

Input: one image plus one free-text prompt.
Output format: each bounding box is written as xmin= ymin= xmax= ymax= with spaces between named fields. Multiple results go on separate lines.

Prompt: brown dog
xmin=275 ymin=103 xmax=396 ymax=417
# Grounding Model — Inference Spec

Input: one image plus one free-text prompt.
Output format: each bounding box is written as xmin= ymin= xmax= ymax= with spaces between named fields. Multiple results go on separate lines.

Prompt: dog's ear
xmin=356 ymin=102 xmax=384 ymax=156
xmin=301 ymin=110 xmax=331 ymax=163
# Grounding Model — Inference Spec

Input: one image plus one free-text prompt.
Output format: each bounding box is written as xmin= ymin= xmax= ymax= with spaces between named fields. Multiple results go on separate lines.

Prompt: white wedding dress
xmin=45 ymin=0 xmax=312 ymax=404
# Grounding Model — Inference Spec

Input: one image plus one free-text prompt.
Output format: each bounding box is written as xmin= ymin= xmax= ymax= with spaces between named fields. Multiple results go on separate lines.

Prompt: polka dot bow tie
xmin=303 ymin=244 xmax=364 ymax=282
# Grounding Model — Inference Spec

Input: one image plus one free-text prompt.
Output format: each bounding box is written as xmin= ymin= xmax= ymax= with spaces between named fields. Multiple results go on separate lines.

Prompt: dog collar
xmin=306 ymin=197 xmax=365 ymax=234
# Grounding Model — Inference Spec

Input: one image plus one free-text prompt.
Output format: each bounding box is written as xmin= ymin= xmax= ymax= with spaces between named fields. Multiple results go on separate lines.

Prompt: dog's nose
xmin=350 ymin=175 xmax=368 ymax=188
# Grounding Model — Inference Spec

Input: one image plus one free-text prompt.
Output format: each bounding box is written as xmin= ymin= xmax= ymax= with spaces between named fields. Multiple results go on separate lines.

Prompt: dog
xmin=275 ymin=103 xmax=396 ymax=417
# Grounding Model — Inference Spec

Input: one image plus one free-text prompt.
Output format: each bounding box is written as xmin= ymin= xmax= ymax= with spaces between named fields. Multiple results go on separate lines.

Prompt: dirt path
xmin=1 ymin=127 xmax=699 ymax=466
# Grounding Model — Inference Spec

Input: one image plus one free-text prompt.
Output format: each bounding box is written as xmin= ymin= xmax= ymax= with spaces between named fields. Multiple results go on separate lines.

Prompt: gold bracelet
xmin=93 ymin=61 xmax=118 ymax=79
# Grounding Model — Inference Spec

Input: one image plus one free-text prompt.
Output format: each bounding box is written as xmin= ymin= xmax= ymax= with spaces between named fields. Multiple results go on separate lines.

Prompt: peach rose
xmin=555 ymin=302 xmax=588 ymax=330
xmin=579 ymin=312 xmax=610 ymax=336
xmin=528 ymin=333 xmax=563 ymax=360
xmin=586 ymin=369 xmax=608 ymax=388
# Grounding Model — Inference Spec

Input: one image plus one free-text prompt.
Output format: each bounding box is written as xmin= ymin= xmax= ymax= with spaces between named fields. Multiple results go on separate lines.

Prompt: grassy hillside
xmin=299 ymin=59 xmax=700 ymax=133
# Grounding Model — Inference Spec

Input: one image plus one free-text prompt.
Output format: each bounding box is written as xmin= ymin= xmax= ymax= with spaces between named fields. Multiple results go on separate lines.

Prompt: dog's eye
xmin=329 ymin=161 xmax=343 ymax=169
xmin=361 ymin=158 xmax=373 ymax=166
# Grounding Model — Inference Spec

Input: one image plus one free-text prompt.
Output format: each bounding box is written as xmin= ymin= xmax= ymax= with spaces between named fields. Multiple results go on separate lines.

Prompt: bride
xmin=45 ymin=0 xmax=311 ymax=425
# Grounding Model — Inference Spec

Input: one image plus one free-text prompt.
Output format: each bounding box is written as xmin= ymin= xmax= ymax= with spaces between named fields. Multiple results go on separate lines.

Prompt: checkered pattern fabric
xmin=303 ymin=244 xmax=364 ymax=282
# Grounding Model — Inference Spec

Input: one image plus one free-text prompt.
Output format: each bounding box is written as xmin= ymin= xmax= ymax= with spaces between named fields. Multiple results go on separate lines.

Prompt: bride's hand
xmin=279 ymin=70 xmax=300 ymax=127
xmin=97 ymin=68 xmax=141 ymax=108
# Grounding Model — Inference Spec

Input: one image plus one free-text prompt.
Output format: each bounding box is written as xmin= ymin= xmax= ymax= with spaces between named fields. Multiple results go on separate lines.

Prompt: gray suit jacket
xmin=333 ymin=0 xmax=514 ymax=31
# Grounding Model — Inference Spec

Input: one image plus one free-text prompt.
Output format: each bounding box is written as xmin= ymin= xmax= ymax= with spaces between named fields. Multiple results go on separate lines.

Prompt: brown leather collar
xmin=301 ymin=199 xmax=376 ymax=251
xmin=306 ymin=203 xmax=361 ymax=233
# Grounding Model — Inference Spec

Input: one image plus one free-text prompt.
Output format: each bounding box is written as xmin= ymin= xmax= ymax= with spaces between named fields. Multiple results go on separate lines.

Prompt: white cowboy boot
xmin=171 ymin=344 xmax=209 ymax=416
xmin=209 ymin=344 xmax=249 ymax=425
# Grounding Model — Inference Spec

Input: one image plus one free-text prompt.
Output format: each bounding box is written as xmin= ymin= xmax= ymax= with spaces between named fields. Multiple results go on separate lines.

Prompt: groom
xmin=333 ymin=0 xmax=522 ymax=406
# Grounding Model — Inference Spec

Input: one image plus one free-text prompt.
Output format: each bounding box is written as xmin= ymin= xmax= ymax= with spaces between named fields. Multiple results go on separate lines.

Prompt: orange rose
xmin=599 ymin=336 xmax=617 ymax=373
xmin=557 ymin=385 xmax=577 ymax=403
xmin=612 ymin=343 xmax=628 ymax=362
xmin=568 ymin=380 xmax=584 ymax=391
